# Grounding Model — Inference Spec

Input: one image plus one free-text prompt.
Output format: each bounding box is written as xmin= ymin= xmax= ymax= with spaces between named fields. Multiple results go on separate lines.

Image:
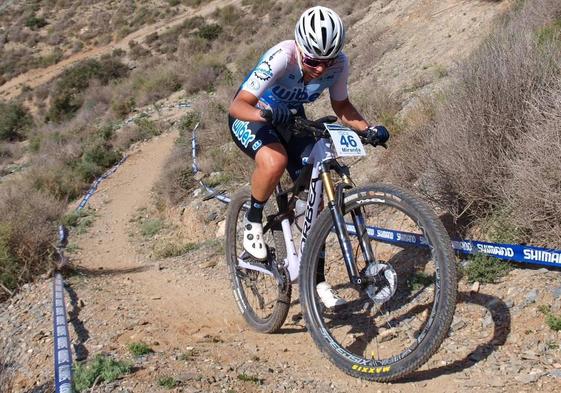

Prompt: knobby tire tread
xmin=299 ymin=184 xmax=457 ymax=381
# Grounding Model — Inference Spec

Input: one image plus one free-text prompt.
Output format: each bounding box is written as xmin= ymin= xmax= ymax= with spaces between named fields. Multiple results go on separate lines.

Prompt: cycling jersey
xmin=240 ymin=40 xmax=349 ymax=111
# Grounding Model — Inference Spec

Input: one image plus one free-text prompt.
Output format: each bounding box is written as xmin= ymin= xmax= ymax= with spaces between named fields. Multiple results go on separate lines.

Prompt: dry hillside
xmin=1 ymin=0 xmax=561 ymax=392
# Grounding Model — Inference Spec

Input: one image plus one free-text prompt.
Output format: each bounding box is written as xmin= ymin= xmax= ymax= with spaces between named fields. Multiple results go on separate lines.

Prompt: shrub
xmin=0 ymin=181 xmax=64 ymax=297
xmin=538 ymin=305 xmax=561 ymax=331
xmin=75 ymin=142 xmax=122 ymax=182
xmin=140 ymin=218 xmax=164 ymax=237
xmin=131 ymin=67 xmax=182 ymax=106
xmin=61 ymin=208 xmax=96 ymax=235
xmin=0 ymin=101 xmax=32 ymax=141
xmin=157 ymin=144 xmax=196 ymax=205
xmin=127 ymin=342 xmax=153 ymax=356
xmin=133 ymin=117 xmax=162 ymax=138
xmin=46 ymin=58 xmax=129 ymax=123
xmin=112 ymin=96 xmax=136 ymax=118
xmin=73 ymin=354 xmax=132 ymax=392
xmin=158 ymin=376 xmax=179 ymax=389
xmin=154 ymin=241 xmax=197 ymax=258
xmin=196 ymin=23 xmax=222 ymax=41
xmin=25 ymin=15 xmax=48 ymax=30
xmin=463 ymin=255 xmax=511 ymax=284
xmin=178 ymin=112 xmax=200 ymax=132
xmin=386 ymin=0 xmax=561 ymax=246
xmin=237 ymin=373 xmax=264 ymax=384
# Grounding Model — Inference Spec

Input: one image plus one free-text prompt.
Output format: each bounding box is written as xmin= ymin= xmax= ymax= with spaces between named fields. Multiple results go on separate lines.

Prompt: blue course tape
xmin=52 ymin=153 xmax=128 ymax=392
xmin=53 ymin=273 xmax=73 ymax=393
xmin=77 ymin=156 xmax=128 ymax=211
xmin=346 ymin=224 xmax=561 ymax=268
xmin=191 ymin=121 xmax=561 ymax=268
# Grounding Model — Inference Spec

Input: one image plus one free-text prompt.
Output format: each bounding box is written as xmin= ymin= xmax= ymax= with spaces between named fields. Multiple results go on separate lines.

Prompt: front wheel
xmin=299 ymin=184 xmax=457 ymax=381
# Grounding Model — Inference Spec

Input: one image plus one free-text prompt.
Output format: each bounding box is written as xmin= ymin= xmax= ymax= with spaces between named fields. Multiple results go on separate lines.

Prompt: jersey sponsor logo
xmin=254 ymin=60 xmax=273 ymax=81
xmin=268 ymin=48 xmax=282 ymax=61
xmin=271 ymin=86 xmax=321 ymax=103
xmin=252 ymin=140 xmax=263 ymax=151
xmin=232 ymin=119 xmax=256 ymax=148
xmin=248 ymin=79 xmax=260 ymax=91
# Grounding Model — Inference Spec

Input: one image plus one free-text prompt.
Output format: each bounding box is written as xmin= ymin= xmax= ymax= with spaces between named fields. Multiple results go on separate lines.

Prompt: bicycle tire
xmin=299 ymin=184 xmax=457 ymax=381
xmin=225 ymin=186 xmax=291 ymax=333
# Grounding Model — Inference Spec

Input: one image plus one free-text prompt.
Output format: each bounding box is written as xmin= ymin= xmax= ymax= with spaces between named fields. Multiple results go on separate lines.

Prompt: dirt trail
xmin=0 ymin=0 xmax=240 ymax=100
xmin=67 ymin=126 xmax=471 ymax=392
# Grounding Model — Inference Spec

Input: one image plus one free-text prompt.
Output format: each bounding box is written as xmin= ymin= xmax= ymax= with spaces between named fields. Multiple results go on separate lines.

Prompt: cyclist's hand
xmin=269 ymin=103 xmax=294 ymax=126
xmin=365 ymin=125 xmax=390 ymax=148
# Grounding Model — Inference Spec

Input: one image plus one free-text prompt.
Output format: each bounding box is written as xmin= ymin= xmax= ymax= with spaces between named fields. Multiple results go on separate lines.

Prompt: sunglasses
xmin=302 ymin=55 xmax=336 ymax=68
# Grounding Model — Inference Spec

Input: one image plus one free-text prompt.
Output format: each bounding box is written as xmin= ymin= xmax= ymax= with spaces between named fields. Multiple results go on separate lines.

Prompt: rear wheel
xmin=299 ymin=184 xmax=457 ymax=381
xmin=225 ymin=187 xmax=291 ymax=333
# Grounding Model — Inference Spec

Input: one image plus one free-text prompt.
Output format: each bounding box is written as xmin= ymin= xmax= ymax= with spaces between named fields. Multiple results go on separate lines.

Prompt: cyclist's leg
xmin=229 ymin=115 xmax=287 ymax=259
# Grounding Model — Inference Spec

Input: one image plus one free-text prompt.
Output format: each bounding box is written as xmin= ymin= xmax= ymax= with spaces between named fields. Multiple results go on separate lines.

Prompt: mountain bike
xmin=224 ymin=112 xmax=457 ymax=381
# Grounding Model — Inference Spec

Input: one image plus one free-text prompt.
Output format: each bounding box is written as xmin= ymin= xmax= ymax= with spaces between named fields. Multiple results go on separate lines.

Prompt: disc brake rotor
xmin=365 ymin=263 xmax=398 ymax=304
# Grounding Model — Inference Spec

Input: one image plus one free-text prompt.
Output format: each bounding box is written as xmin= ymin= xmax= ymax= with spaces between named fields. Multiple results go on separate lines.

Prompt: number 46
xmin=340 ymin=134 xmax=357 ymax=148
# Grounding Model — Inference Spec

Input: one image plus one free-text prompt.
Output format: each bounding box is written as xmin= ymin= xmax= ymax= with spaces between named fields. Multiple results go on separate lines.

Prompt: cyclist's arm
xmin=331 ymin=97 xmax=369 ymax=132
xmin=229 ymin=47 xmax=289 ymax=122
xmin=229 ymin=91 xmax=265 ymax=122
xmin=328 ymin=55 xmax=369 ymax=132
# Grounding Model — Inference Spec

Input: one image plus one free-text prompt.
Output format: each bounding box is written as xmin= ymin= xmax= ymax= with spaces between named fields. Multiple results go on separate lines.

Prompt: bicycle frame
xmin=277 ymin=137 xmax=375 ymax=284
xmin=238 ymin=134 xmax=376 ymax=285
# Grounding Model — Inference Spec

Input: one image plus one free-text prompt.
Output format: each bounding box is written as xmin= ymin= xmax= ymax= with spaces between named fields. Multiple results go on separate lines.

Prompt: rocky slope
xmin=2 ymin=0 xmax=561 ymax=392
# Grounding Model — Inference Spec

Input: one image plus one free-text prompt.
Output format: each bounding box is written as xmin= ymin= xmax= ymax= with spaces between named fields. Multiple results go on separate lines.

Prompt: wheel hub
xmin=364 ymin=262 xmax=398 ymax=304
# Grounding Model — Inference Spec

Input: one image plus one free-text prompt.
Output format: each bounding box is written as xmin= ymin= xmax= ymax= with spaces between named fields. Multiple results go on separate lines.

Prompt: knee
xmin=258 ymin=153 xmax=287 ymax=179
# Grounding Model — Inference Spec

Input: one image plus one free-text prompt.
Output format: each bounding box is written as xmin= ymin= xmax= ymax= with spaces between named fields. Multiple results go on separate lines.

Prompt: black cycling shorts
xmin=228 ymin=114 xmax=315 ymax=181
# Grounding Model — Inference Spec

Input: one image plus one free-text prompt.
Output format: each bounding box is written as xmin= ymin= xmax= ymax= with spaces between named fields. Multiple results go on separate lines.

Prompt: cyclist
xmin=228 ymin=6 xmax=389 ymax=307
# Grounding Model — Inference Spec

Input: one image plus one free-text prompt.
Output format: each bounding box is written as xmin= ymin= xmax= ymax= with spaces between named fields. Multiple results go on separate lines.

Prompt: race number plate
xmin=324 ymin=123 xmax=366 ymax=157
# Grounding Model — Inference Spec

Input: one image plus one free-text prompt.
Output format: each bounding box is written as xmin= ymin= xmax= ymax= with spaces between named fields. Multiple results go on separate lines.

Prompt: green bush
xmin=237 ymin=373 xmax=264 ymax=384
xmin=538 ymin=305 xmax=561 ymax=331
xmin=0 ymin=101 xmax=32 ymax=141
xmin=154 ymin=242 xmax=197 ymax=258
xmin=140 ymin=218 xmax=164 ymax=237
xmin=158 ymin=376 xmax=179 ymax=389
xmin=178 ymin=112 xmax=200 ymax=132
xmin=46 ymin=58 xmax=129 ymax=123
xmin=196 ymin=23 xmax=223 ymax=41
xmin=134 ymin=117 xmax=162 ymax=139
xmin=463 ymin=255 xmax=511 ymax=284
xmin=73 ymin=355 xmax=132 ymax=392
xmin=127 ymin=342 xmax=153 ymax=356
xmin=62 ymin=208 xmax=96 ymax=235
xmin=112 ymin=96 xmax=136 ymax=118
xmin=407 ymin=272 xmax=434 ymax=291
xmin=75 ymin=143 xmax=122 ymax=182
xmin=25 ymin=15 xmax=48 ymax=30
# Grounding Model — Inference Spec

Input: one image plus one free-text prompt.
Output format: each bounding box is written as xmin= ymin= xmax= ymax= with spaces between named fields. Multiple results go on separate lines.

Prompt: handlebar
xmin=260 ymin=109 xmax=383 ymax=147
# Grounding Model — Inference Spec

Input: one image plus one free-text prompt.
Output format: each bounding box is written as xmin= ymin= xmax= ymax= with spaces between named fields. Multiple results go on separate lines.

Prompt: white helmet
xmin=295 ymin=6 xmax=345 ymax=60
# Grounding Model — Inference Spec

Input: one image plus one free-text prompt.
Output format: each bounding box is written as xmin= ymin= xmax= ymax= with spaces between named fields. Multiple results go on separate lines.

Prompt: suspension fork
xmin=320 ymin=163 xmax=363 ymax=286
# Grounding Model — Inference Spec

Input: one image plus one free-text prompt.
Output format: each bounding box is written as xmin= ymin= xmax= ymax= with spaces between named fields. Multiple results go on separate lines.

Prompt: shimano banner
xmin=346 ymin=224 xmax=561 ymax=268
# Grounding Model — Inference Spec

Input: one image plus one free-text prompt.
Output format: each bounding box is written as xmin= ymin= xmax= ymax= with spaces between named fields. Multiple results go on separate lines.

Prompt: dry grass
xmin=385 ymin=0 xmax=561 ymax=245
